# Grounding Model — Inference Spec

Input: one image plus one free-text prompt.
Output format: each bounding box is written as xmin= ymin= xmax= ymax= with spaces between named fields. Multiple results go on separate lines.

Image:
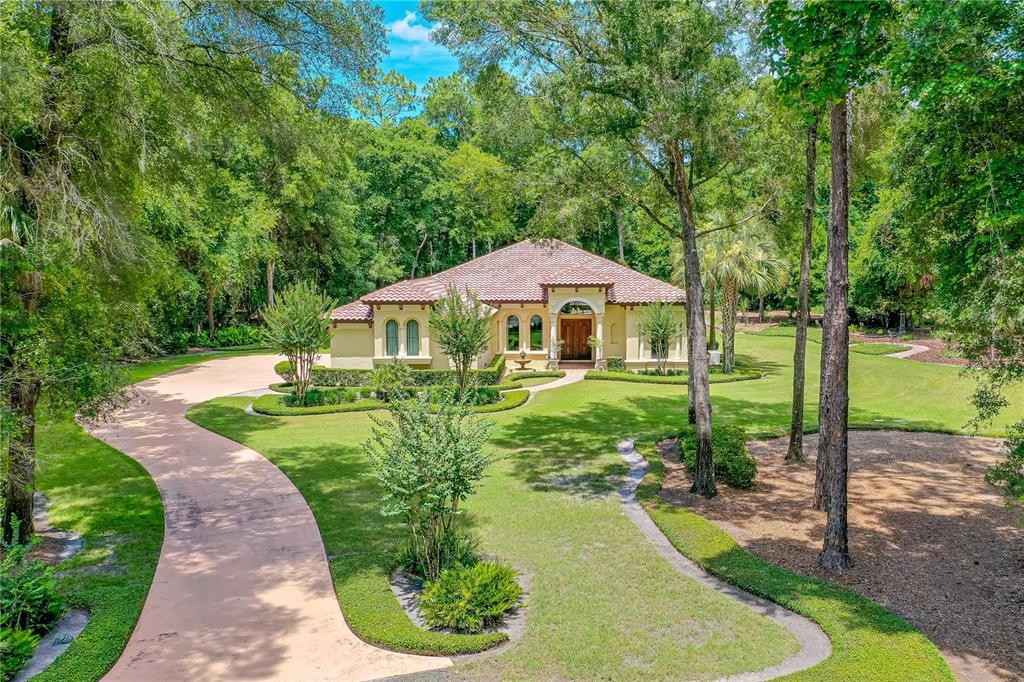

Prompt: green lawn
xmin=32 ymin=417 xmax=163 ymax=682
xmin=849 ymin=343 xmax=909 ymax=355
xmin=189 ymin=393 xmax=801 ymax=679
xmin=28 ymin=352 xmax=260 ymax=681
xmin=186 ymin=331 xmax=1024 ymax=679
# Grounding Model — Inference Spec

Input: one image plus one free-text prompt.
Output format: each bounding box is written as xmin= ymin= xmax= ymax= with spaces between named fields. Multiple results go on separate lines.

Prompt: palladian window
xmin=406 ymin=320 xmax=420 ymax=356
xmin=506 ymin=315 xmax=520 ymax=351
xmin=530 ymin=315 xmax=543 ymax=350
xmin=385 ymin=320 xmax=399 ymax=356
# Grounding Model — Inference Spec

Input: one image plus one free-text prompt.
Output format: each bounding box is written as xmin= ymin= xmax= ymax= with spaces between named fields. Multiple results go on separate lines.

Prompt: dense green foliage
xmin=419 ymin=562 xmax=523 ymax=633
xmin=676 ymin=425 xmax=757 ymax=489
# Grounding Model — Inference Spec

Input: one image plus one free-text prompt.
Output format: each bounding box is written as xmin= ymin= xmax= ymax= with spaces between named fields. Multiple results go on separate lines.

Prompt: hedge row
xmin=633 ymin=436 xmax=954 ymax=681
xmin=251 ymin=394 xmax=385 ymax=416
xmin=251 ymin=388 xmax=530 ymax=417
xmin=275 ymin=354 xmax=506 ymax=388
xmin=584 ymin=369 xmax=763 ymax=385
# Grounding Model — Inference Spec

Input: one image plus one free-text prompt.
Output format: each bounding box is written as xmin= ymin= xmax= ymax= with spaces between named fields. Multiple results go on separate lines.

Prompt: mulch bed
xmin=658 ymin=432 xmax=1024 ymax=682
xmin=850 ymin=334 xmax=969 ymax=366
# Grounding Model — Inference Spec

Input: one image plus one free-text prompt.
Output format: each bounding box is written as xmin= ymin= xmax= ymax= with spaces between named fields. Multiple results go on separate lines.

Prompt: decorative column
xmin=398 ymin=322 xmax=407 ymax=357
xmin=595 ymin=313 xmax=606 ymax=370
xmin=548 ymin=313 xmax=559 ymax=369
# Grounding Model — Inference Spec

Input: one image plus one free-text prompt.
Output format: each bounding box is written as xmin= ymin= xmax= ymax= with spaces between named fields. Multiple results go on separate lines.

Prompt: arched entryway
xmin=558 ymin=300 xmax=595 ymax=361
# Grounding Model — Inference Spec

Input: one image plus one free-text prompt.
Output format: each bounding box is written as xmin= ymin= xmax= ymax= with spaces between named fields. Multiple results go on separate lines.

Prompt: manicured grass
xmin=187 ymin=331 xmax=1024 ymax=677
xmin=585 ymin=368 xmax=763 ymax=384
xmin=753 ymin=325 xmax=824 ymax=344
xmin=633 ymin=436 xmax=953 ymax=681
xmin=31 ymin=416 xmax=163 ymax=682
xmin=849 ymin=343 xmax=909 ymax=355
xmin=189 ymin=387 xmax=801 ymax=677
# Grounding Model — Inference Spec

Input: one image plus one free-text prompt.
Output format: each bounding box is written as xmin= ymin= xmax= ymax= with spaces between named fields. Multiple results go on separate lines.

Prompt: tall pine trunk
xmin=667 ymin=143 xmax=715 ymax=497
xmin=266 ymin=260 xmax=276 ymax=308
xmin=787 ymin=114 xmax=818 ymax=463
xmin=708 ymin=281 xmax=717 ymax=350
xmin=206 ymin=287 xmax=217 ymax=340
xmin=615 ymin=203 xmax=625 ymax=262
xmin=722 ymin=279 xmax=738 ymax=374
xmin=817 ymin=96 xmax=853 ymax=571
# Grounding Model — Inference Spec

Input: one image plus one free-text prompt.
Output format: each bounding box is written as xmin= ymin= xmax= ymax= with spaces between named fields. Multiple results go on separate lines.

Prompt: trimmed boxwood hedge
xmin=505 ymin=370 xmax=565 ymax=381
xmin=633 ymin=436 xmax=954 ymax=681
xmin=584 ymin=369 xmax=763 ymax=385
xmin=275 ymin=354 xmax=507 ymax=388
xmin=251 ymin=394 xmax=385 ymax=416
xmin=251 ymin=388 xmax=530 ymax=416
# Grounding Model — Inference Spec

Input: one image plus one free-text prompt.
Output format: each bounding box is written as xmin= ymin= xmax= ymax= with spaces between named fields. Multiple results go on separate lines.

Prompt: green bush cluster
xmin=283 ymin=387 xmax=362 ymax=407
xmin=1 ymin=525 xmax=65 ymax=681
xmin=677 ymin=424 xmax=757 ymax=488
xmin=635 ymin=368 xmax=687 ymax=376
xmin=472 ymin=390 xmax=529 ymax=413
xmin=275 ymin=354 xmax=506 ymax=388
xmin=164 ymin=325 xmax=264 ymax=353
xmin=395 ymin=529 xmax=480 ymax=579
xmin=251 ymin=394 xmax=384 ymax=416
xmin=584 ymin=369 xmax=763 ymax=385
xmin=419 ymin=562 xmax=523 ymax=633
xmin=606 ymin=356 xmax=626 ymax=371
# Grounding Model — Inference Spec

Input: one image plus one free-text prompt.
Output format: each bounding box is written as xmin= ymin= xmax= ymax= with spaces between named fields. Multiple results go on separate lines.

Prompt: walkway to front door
xmin=560 ymin=318 xmax=592 ymax=360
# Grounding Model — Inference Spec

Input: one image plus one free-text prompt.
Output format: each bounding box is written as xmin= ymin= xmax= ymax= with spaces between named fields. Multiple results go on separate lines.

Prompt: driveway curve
xmin=90 ymin=354 xmax=450 ymax=681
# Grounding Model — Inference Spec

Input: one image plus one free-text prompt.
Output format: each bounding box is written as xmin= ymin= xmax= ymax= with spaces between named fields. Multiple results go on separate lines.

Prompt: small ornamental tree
xmin=636 ymin=302 xmax=681 ymax=376
xmin=364 ymin=389 xmax=495 ymax=580
xmin=429 ymin=285 xmax=492 ymax=398
xmin=261 ymin=281 xmax=335 ymax=406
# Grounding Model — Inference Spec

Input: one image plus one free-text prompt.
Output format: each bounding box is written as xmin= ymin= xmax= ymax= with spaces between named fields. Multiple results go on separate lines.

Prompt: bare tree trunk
xmin=206 ymin=286 xmax=217 ymax=340
xmin=787 ymin=114 xmax=818 ymax=464
xmin=616 ymin=203 xmax=625 ymax=263
xmin=266 ymin=260 xmax=276 ymax=308
xmin=411 ymin=232 xmax=428 ymax=278
xmin=817 ymin=96 xmax=853 ymax=572
xmin=722 ymin=279 xmax=738 ymax=374
xmin=3 ymin=379 xmax=40 ymax=544
xmin=667 ymin=143 xmax=715 ymax=498
xmin=471 ymin=239 xmax=477 ymax=259
xmin=758 ymin=296 xmax=765 ymax=323
xmin=708 ymin=280 xmax=717 ymax=350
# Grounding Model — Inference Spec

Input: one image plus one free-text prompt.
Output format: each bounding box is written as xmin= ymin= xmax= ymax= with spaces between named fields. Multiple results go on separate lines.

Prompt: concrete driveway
xmin=90 ymin=354 xmax=450 ymax=681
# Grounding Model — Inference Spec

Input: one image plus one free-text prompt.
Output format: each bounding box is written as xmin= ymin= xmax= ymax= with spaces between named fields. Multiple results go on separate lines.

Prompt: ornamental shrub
xmin=214 ymin=324 xmax=263 ymax=347
xmin=419 ymin=562 xmax=522 ymax=633
xmin=678 ymin=424 xmax=757 ymax=488
xmin=371 ymin=359 xmax=414 ymax=402
xmin=1 ymin=626 xmax=40 ymax=682
xmin=606 ymin=356 xmax=626 ymax=372
xmin=1 ymin=520 xmax=64 ymax=642
xmin=283 ymin=387 xmax=359 ymax=407
xmin=396 ymin=529 xmax=479 ymax=578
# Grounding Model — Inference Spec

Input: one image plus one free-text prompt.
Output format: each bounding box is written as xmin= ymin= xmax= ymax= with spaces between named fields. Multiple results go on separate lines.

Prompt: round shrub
xmin=419 ymin=562 xmax=523 ymax=633
xmin=678 ymin=424 xmax=757 ymax=488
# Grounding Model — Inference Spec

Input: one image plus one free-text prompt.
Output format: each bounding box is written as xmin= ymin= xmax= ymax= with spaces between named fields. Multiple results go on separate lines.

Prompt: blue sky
xmin=376 ymin=1 xmax=459 ymax=89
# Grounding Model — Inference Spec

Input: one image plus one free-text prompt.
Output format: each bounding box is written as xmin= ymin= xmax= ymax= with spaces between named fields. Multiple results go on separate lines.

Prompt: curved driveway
xmin=90 ymin=354 xmax=449 ymax=681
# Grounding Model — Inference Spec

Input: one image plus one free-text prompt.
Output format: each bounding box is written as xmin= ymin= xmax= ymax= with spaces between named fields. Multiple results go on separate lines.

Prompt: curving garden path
xmin=89 ymin=354 xmax=449 ymax=681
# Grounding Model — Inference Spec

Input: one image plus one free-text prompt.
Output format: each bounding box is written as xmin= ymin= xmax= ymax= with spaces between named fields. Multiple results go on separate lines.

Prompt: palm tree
xmin=701 ymin=226 xmax=788 ymax=373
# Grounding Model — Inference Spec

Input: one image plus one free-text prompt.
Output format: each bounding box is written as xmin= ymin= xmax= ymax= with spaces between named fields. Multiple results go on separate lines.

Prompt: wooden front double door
xmin=560 ymin=318 xmax=593 ymax=360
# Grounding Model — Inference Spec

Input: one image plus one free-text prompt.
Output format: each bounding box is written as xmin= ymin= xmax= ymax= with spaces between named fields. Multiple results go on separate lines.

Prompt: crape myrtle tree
xmin=636 ymin=302 xmax=681 ymax=377
xmin=428 ymin=0 xmax=763 ymax=498
xmin=364 ymin=389 xmax=495 ymax=581
xmin=429 ymin=285 xmax=492 ymax=399
xmin=0 ymin=0 xmax=384 ymax=541
xmin=262 ymin=281 xmax=335 ymax=407
xmin=761 ymin=0 xmax=894 ymax=571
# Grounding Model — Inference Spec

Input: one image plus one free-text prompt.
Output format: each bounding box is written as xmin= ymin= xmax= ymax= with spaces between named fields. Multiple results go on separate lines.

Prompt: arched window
xmin=385 ymin=320 xmax=399 ymax=356
xmin=406 ymin=320 xmax=420 ymax=356
xmin=530 ymin=315 xmax=543 ymax=350
xmin=559 ymin=301 xmax=593 ymax=315
xmin=506 ymin=315 xmax=520 ymax=351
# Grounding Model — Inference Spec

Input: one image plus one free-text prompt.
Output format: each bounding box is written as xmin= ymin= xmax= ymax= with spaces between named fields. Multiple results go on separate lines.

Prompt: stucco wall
xmin=330 ymin=324 xmax=374 ymax=369
xmin=624 ymin=304 xmax=688 ymax=369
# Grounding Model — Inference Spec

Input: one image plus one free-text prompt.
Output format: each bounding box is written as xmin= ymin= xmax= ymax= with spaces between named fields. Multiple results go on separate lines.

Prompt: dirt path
xmin=90 ymin=354 xmax=449 ymax=681
xmin=660 ymin=431 xmax=1023 ymax=682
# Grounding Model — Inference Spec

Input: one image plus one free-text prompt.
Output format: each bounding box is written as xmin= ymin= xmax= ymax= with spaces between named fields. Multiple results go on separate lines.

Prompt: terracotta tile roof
xmin=332 ymin=239 xmax=685 ymax=322
xmin=330 ymin=300 xmax=373 ymax=322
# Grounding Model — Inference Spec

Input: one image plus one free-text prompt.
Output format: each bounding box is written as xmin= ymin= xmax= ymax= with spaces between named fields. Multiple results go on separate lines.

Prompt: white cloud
xmin=389 ymin=11 xmax=433 ymax=43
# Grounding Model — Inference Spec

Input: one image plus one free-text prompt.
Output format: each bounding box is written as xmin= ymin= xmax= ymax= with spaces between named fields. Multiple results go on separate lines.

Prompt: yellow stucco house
xmin=329 ymin=239 xmax=688 ymax=372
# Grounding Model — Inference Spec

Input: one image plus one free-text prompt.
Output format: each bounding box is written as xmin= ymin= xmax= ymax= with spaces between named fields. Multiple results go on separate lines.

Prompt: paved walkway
xmin=90 ymin=354 xmax=450 ymax=681
xmin=616 ymin=440 xmax=832 ymax=681
xmin=885 ymin=342 xmax=930 ymax=359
